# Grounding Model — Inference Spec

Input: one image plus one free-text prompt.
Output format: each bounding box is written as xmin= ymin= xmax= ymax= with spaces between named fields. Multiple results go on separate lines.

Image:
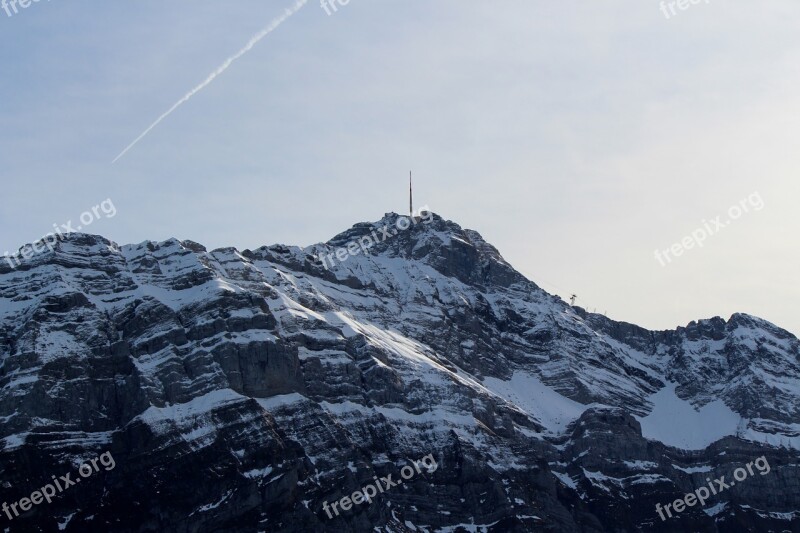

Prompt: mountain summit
xmin=1 ymin=213 xmax=798 ymax=531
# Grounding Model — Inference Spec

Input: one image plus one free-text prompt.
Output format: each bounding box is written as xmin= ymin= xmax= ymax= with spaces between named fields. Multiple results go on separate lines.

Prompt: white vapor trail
xmin=112 ymin=0 xmax=308 ymax=164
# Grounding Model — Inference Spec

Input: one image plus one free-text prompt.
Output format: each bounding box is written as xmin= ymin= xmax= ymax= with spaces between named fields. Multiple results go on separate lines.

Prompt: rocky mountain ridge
xmin=0 ymin=212 xmax=798 ymax=532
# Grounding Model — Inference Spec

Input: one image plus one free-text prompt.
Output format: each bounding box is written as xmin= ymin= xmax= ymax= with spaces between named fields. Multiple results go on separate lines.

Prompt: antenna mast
xmin=409 ymin=171 xmax=413 ymax=216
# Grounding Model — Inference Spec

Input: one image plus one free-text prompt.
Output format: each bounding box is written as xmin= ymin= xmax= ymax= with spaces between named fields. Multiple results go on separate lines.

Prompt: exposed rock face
xmin=0 ymin=213 xmax=798 ymax=532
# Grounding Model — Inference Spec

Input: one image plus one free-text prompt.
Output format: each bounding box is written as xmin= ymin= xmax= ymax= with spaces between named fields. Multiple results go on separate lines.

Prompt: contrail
xmin=112 ymin=0 xmax=308 ymax=164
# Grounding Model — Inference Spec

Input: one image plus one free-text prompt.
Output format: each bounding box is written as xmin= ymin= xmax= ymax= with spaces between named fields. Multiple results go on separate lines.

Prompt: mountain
xmin=1 ymin=212 xmax=798 ymax=532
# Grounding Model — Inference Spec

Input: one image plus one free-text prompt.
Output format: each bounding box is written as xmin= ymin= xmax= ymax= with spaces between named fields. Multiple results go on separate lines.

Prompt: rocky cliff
xmin=1 ymin=213 xmax=798 ymax=532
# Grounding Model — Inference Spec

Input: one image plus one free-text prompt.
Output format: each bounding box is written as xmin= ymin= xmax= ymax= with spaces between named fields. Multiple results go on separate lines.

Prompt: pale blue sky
xmin=1 ymin=1 xmax=798 ymax=334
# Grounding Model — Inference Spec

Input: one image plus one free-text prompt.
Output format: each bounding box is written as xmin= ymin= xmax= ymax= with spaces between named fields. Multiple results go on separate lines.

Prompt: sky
xmin=0 ymin=0 xmax=798 ymax=335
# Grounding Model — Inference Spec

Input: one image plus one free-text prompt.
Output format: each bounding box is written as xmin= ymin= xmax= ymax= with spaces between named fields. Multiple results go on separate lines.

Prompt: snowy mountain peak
xmin=315 ymin=211 xmax=528 ymax=291
xmin=1 ymin=215 xmax=798 ymax=530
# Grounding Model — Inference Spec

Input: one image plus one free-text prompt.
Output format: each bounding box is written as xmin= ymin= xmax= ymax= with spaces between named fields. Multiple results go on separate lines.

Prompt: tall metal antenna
xmin=409 ymin=171 xmax=413 ymax=216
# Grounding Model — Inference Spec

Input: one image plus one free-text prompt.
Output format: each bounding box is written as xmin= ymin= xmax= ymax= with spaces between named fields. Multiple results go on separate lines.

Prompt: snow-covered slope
xmin=0 ymin=213 xmax=798 ymax=532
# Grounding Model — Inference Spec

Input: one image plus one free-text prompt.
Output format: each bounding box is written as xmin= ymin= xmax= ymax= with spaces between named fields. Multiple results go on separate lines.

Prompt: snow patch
xmin=552 ymin=471 xmax=577 ymax=490
xmin=703 ymin=501 xmax=728 ymax=516
xmin=637 ymin=384 xmax=740 ymax=450
xmin=482 ymin=371 xmax=590 ymax=434
xmin=672 ymin=464 xmax=713 ymax=474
